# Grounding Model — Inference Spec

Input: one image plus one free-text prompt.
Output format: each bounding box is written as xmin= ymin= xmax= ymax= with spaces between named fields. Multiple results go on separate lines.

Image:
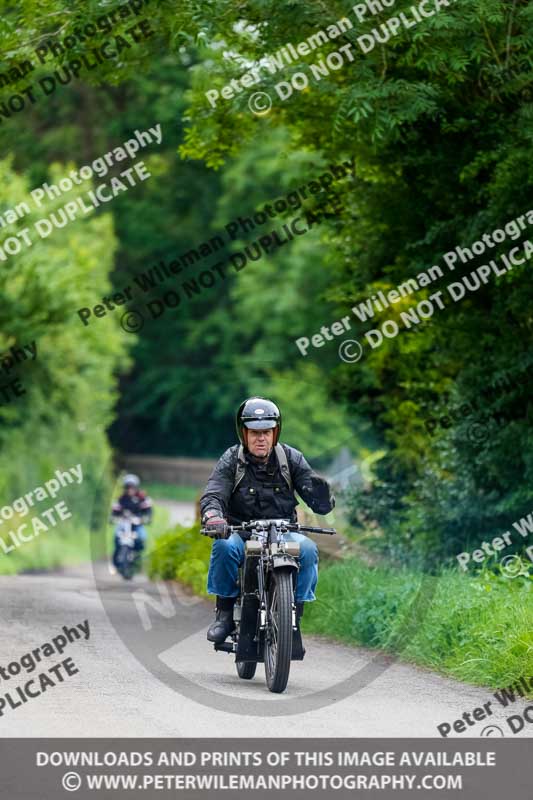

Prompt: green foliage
xmin=146 ymin=522 xmax=212 ymax=598
xmin=171 ymin=0 xmax=533 ymax=560
xmin=0 ymin=157 xmax=127 ymax=570
xmin=248 ymin=362 xmax=355 ymax=462
xmin=112 ymin=120 xmax=360 ymax=456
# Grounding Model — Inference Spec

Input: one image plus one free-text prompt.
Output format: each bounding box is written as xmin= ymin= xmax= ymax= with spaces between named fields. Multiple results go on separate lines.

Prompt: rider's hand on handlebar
xmin=205 ymin=517 xmax=228 ymax=539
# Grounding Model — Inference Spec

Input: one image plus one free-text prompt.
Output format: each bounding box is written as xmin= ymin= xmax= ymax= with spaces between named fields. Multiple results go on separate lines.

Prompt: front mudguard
xmin=271 ymin=553 xmax=299 ymax=571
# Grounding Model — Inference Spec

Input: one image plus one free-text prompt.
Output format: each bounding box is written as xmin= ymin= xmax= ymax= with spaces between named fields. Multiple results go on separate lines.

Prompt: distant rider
xmin=111 ymin=474 xmax=153 ymax=571
xmin=200 ymin=397 xmax=335 ymax=643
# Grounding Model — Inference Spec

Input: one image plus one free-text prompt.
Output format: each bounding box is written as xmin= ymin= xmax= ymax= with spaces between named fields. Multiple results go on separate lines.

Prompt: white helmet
xmin=123 ymin=473 xmax=140 ymax=488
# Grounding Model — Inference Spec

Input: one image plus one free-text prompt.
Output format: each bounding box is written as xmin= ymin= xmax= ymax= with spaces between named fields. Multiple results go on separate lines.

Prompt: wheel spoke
xmin=266 ymin=584 xmax=279 ymax=675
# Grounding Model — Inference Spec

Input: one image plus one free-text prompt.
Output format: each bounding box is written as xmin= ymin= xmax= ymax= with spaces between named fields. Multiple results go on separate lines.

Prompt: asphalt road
xmin=0 ymin=502 xmax=530 ymax=738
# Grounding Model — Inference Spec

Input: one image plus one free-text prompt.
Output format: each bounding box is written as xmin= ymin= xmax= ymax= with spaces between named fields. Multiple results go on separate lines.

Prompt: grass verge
xmin=303 ymin=557 xmax=533 ymax=692
xmin=0 ymin=524 xmax=106 ymax=574
xmin=144 ymin=483 xmax=200 ymax=503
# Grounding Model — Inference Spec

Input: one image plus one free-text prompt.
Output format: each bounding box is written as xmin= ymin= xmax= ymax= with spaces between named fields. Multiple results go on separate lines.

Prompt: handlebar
xmin=110 ymin=513 xmax=145 ymax=525
xmin=201 ymin=519 xmax=336 ymax=537
xmin=293 ymin=524 xmax=337 ymax=535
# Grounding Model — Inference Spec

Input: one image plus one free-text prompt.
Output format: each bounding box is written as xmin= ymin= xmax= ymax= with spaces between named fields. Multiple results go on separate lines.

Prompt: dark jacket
xmin=200 ymin=443 xmax=335 ymax=525
xmin=112 ymin=490 xmax=153 ymax=522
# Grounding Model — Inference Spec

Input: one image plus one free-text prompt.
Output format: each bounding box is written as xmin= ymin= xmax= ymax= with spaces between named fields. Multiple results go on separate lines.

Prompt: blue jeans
xmin=207 ymin=531 xmax=319 ymax=602
xmin=113 ymin=524 xmax=147 ymax=567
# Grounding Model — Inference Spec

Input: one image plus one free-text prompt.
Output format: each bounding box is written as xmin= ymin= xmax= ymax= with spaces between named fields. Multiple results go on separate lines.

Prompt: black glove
xmin=302 ymin=474 xmax=329 ymax=499
xmin=204 ymin=516 xmax=228 ymax=539
xmin=302 ymin=474 xmax=335 ymax=512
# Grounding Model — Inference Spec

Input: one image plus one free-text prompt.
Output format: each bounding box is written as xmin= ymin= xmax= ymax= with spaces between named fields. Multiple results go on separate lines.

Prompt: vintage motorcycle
xmin=201 ymin=518 xmax=336 ymax=693
xmin=113 ymin=512 xmax=143 ymax=580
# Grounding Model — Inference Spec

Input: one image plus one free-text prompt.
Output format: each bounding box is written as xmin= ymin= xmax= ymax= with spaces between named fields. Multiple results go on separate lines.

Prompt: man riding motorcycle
xmin=200 ymin=397 xmax=335 ymax=644
xmin=111 ymin=474 xmax=153 ymax=571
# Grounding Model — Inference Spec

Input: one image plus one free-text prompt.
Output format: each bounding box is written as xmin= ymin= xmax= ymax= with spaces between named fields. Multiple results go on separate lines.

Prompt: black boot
xmin=207 ymin=596 xmax=236 ymax=643
xmin=296 ymin=601 xmax=305 ymax=626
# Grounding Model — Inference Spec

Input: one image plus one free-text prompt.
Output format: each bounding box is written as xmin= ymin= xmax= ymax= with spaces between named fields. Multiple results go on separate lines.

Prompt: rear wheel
xmin=236 ymin=661 xmax=257 ymax=680
xmin=264 ymin=569 xmax=293 ymax=693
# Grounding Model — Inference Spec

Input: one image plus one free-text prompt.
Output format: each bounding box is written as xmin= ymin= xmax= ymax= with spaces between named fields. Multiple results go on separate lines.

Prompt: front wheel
xmin=264 ymin=569 xmax=294 ymax=693
xmin=117 ymin=546 xmax=136 ymax=580
xmin=236 ymin=661 xmax=257 ymax=680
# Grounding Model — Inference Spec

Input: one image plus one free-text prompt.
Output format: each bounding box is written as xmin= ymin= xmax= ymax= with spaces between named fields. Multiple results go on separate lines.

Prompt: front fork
xmin=256 ymin=554 xmax=267 ymax=632
xmin=290 ymin=567 xmax=298 ymax=629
